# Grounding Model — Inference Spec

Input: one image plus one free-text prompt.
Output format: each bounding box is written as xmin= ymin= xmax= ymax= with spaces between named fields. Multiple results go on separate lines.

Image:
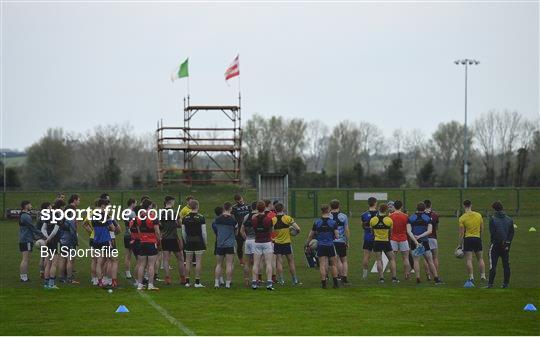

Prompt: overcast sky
xmin=1 ymin=1 xmax=539 ymax=151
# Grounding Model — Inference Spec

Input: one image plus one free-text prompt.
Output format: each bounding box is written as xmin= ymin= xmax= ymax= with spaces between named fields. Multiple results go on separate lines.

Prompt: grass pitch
xmin=0 ymin=214 xmax=539 ymax=335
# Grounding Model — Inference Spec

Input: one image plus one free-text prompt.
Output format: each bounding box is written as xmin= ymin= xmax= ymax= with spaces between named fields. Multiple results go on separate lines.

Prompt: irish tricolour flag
xmin=171 ymin=58 xmax=189 ymax=82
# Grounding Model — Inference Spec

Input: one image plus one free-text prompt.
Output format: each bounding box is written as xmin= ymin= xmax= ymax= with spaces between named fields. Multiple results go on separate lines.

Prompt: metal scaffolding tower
xmin=157 ymin=98 xmax=242 ymax=185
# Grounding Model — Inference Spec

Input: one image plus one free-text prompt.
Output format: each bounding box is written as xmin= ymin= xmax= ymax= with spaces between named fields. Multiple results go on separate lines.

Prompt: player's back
xmin=215 ymin=214 xmax=237 ymax=248
xmin=389 ymin=211 xmax=408 ymax=241
xmin=182 ymin=212 xmax=205 ymax=238
xmin=459 ymin=211 xmax=483 ymax=238
xmin=369 ymin=215 xmax=393 ymax=241
xmin=313 ymin=217 xmax=336 ymax=246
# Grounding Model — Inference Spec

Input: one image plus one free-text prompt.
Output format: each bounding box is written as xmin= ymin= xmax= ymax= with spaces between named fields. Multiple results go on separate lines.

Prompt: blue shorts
xmin=274 ymin=243 xmax=292 ymax=255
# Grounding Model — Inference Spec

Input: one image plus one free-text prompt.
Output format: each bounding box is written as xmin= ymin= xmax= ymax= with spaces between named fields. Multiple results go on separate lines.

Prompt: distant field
xmin=2 ymin=156 xmax=26 ymax=168
xmin=2 ymin=187 xmax=539 ymax=219
xmin=0 ymin=214 xmax=538 ymax=335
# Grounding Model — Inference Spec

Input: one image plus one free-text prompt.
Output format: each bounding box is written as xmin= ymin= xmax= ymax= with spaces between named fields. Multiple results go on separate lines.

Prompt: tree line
xmin=243 ymin=109 xmax=539 ymax=188
xmin=1 ymin=125 xmax=156 ymax=190
xmin=1 ymin=109 xmax=538 ymax=190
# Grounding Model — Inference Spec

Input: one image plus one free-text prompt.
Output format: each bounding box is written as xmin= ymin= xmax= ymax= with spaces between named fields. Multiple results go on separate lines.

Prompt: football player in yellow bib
xmin=272 ymin=203 xmax=301 ymax=285
xmin=369 ymin=203 xmax=398 ymax=283
xmin=458 ymin=199 xmax=486 ymax=285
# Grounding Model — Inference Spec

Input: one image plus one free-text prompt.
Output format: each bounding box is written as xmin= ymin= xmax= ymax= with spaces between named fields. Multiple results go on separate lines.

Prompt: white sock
xmin=480 ymin=273 xmax=486 ymax=279
xmin=149 ymin=283 xmax=154 ymax=288
xmin=215 ymin=279 xmax=220 ymax=287
xmin=219 ymin=276 xmax=224 ymax=284
xmin=225 ymin=281 xmax=231 ymax=288
xmin=363 ymin=269 xmax=368 ymax=278
xmin=469 ymin=274 xmax=474 ymax=280
xmin=125 ymin=271 xmax=132 ymax=278
xmin=20 ymin=274 xmax=27 ymax=280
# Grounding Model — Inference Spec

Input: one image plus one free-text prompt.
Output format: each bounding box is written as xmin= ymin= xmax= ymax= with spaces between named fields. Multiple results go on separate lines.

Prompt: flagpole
xmin=237 ymin=54 xmax=241 ymax=106
xmin=187 ymin=76 xmax=190 ymax=107
xmin=238 ymin=74 xmax=241 ymax=105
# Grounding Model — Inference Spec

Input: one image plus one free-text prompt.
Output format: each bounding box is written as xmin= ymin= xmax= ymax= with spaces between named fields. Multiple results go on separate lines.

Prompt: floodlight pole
xmin=455 ymin=59 xmax=479 ymax=189
xmin=2 ymin=152 xmax=6 ymax=192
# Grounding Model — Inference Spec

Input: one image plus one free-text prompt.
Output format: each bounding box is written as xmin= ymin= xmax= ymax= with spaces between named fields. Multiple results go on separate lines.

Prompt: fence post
xmin=2 ymin=192 xmax=5 ymax=219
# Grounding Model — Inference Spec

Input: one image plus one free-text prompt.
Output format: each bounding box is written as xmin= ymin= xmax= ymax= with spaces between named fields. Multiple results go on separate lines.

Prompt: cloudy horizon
xmin=1 ymin=1 xmax=538 ymax=152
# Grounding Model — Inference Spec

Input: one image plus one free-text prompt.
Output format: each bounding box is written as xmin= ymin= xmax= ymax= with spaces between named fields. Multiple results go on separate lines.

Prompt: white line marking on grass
xmin=78 ymin=237 xmax=194 ymax=335
xmin=138 ymin=291 xmax=196 ymax=336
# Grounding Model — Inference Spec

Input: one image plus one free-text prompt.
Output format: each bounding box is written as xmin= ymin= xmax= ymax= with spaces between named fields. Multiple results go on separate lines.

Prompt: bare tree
xmin=403 ymin=130 xmax=425 ymax=176
xmin=358 ymin=121 xmax=383 ymax=175
xmin=326 ymin=121 xmax=361 ymax=174
xmin=392 ymin=129 xmax=405 ymax=156
xmin=305 ymin=120 xmax=329 ymax=172
xmin=474 ymin=111 xmax=497 ymax=185
xmin=431 ymin=121 xmax=471 ymax=186
xmin=494 ymin=110 xmax=522 ymax=186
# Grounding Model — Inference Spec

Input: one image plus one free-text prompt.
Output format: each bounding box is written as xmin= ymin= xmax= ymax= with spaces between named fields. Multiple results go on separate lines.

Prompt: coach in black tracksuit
xmin=487 ymin=201 xmax=514 ymax=289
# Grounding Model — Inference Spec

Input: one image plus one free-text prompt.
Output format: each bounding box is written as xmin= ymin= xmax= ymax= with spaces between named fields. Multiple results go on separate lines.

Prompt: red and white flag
xmin=224 ymin=55 xmax=240 ymax=81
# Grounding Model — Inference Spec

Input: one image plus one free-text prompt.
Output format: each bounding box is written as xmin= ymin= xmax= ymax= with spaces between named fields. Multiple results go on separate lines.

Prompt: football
xmin=308 ymin=239 xmax=318 ymax=251
xmin=454 ymin=246 xmax=465 ymax=259
xmin=34 ymin=239 xmax=46 ymax=249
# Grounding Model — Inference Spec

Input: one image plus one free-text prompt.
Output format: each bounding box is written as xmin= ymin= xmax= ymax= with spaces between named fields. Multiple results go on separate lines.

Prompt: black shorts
xmin=131 ymin=240 xmax=141 ymax=257
xmin=19 ymin=242 xmax=33 ymax=252
xmin=363 ymin=240 xmax=374 ymax=251
xmin=463 ymin=237 xmax=483 ymax=252
xmin=140 ymin=242 xmax=158 ymax=256
xmin=333 ymin=242 xmax=347 ymax=257
xmin=185 ymin=241 xmax=206 ymax=252
xmin=373 ymin=241 xmax=392 ymax=253
xmin=161 ymin=238 xmax=181 ymax=252
xmin=317 ymin=245 xmax=336 ymax=257
xmin=274 ymin=243 xmax=292 ymax=255
xmin=91 ymin=241 xmax=110 ymax=250
xmin=123 ymin=236 xmax=131 ymax=249
xmin=216 ymin=246 xmax=235 ymax=256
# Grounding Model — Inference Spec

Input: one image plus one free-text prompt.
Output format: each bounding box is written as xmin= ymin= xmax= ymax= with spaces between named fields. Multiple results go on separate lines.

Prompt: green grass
xmin=2 ymin=187 xmax=539 ymax=220
xmin=1 ymin=214 xmax=539 ymax=335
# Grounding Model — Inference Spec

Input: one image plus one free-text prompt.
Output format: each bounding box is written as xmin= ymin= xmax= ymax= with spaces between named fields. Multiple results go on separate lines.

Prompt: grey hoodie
xmin=19 ymin=211 xmax=45 ymax=243
xmin=489 ymin=211 xmax=514 ymax=245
